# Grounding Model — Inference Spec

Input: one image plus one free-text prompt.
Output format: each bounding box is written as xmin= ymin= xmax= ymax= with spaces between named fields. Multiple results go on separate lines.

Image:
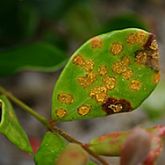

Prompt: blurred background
xmin=0 ymin=0 xmax=165 ymax=164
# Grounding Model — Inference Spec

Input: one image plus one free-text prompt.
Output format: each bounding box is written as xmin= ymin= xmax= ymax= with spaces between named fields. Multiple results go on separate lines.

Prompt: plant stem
xmin=50 ymin=126 xmax=109 ymax=165
xmin=0 ymin=86 xmax=48 ymax=127
xmin=0 ymin=85 xmax=109 ymax=165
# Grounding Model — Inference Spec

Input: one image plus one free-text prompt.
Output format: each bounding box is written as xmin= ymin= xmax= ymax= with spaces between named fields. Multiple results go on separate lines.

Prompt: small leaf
xmin=0 ymin=42 xmax=67 ymax=76
xmin=0 ymin=95 xmax=32 ymax=153
xmin=34 ymin=132 xmax=67 ymax=165
xmin=88 ymin=126 xmax=164 ymax=164
xmin=52 ymin=28 xmax=160 ymax=121
xmin=56 ymin=143 xmax=89 ymax=165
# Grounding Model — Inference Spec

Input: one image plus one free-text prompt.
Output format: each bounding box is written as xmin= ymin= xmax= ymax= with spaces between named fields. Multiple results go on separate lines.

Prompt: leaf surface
xmin=52 ymin=28 xmax=160 ymax=121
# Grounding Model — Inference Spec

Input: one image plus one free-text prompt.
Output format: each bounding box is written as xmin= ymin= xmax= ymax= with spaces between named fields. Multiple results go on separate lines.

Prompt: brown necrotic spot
xmin=102 ymin=97 xmax=132 ymax=115
xmin=136 ymin=33 xmax=160 ymax=71
xmin=143 ymin=34 xmax=155 ymax=49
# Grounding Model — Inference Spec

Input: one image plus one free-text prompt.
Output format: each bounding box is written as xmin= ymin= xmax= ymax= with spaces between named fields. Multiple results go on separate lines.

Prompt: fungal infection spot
xmin=135 ymin=50 xmax=159 ymax=71
xmin=122 ymin=68 xmax=133 ymax=80
xmin=136 ymin=51 xmax=147 ymax=64
xmin=130 ymin=80 xmax=142 ymax=91
xmin=103 ymin=76 xmax=116 ymax=90
xmin=112 ymin=57 xmax=130 ymax=74
xmin=90 ymin=86 xmax=108 ymax=103
xmin=77 ymin=105 xmax=91 ymax=116
xmin=83 ymin=59 xmax=94 ymax=72
xmin=102 ymin=97 xmax=132 ymax=115
xmin=78 ymin=72 xmax=96 ymax=88
xmin=91 ymin=36 xmax=102 ymax=48
xmin=111 ymin=43 xmax=123 ymax=55
xmin=153 ymin=72 xmax=160 ymax=84
xmin=127 ymin=31 xmax=147 ymax=45
xmin=108 ymin=104 xmax=123 ymax=113
xmin=150 ymin=40 xmax=158 ymax=50
xmin=56 ymin=108 xmax=67 ymax=118
xmin=98 ymin=65 xmax=108 ymax=76
xmin=72 ymin=55 xmax=85 ymax=66
xmin=58 ymin=93 xmax=74 ymax=104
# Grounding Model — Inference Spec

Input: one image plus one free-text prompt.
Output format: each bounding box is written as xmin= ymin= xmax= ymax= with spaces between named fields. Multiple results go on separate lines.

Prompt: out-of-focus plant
xmin=0 ymin=26 xmax=163 ymax=165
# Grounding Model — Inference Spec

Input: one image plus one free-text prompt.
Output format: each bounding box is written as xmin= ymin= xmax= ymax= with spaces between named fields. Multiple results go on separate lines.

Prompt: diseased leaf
xmin=0 ymin=95 xmax=32 ymax=153
xmin=0 ymin=42 xmax=67 ymax=76
xmin=52 ymin=28 xmax=160 ymax=121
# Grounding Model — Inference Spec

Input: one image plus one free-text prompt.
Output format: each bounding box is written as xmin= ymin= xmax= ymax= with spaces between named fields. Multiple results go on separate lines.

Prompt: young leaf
xmin=0 ymin=95 xmax=32 ymax=153
xmin=34 ymin=132 xmax=67 ymax=165
xmin=52 ymin=28 xmax=160 ymax=121
xmin=0 ymin=42 xmax=67 ymax=76
xmin=35 ymin=132 xmax=95 ymax=165
xmin=88 ymin=126 xmax=164 ymax=164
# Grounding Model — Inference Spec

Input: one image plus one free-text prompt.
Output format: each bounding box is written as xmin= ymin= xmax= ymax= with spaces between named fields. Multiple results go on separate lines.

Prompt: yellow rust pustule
xmin=98 ymin=65 xmax=108 ymax=76
xmin=91 ymin=36 xmax=102 ymax=48
xmin=111 ymin=43 xmax=123 ymax=55
xmin=72 ymin=55 xmax=85 ymax=66
xmin=130 ymin=80 xmax=142 ymax=91
xmin=112 ymin=57 xmax=130 ymax=73
xmin=77 ymin=105 xmax=91 ymax=116
xmin=103 ymin=76 xmax=116 ymax=90
xmin=58 ymin=93 xmax=74 ymax=104
xmin=83 ymin=59 xmax=94 ymax=72
xmin=78 ymin=72 xmax=96 ymax=88
xmin=153 ymin=72 xmax=160 ymax=84
xmin=90 ymin=86 xmax=108 ymax=103
xmin=56 ymin=108 xmax=67 ymax=118
xmin=127 ymin=31 xmax=147 ymax=45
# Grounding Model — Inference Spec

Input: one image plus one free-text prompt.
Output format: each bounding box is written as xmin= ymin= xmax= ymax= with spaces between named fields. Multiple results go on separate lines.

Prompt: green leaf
xmin=34 ymin=132 xmax=67 ymax=165
xmin=0 ymin=42 xmax=67 ymax=76
xmin=52 ymin=28 xmax=160 ymax=121
xmin=88 ymin=126 xmax=164 ymax=159
xmin=35 ymin=132 xmax=95 ymax=165
xmin=0 ymin=95 xmax=32 ymax=153
xmin=142 ymin=80 xmax=165 ymax=119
